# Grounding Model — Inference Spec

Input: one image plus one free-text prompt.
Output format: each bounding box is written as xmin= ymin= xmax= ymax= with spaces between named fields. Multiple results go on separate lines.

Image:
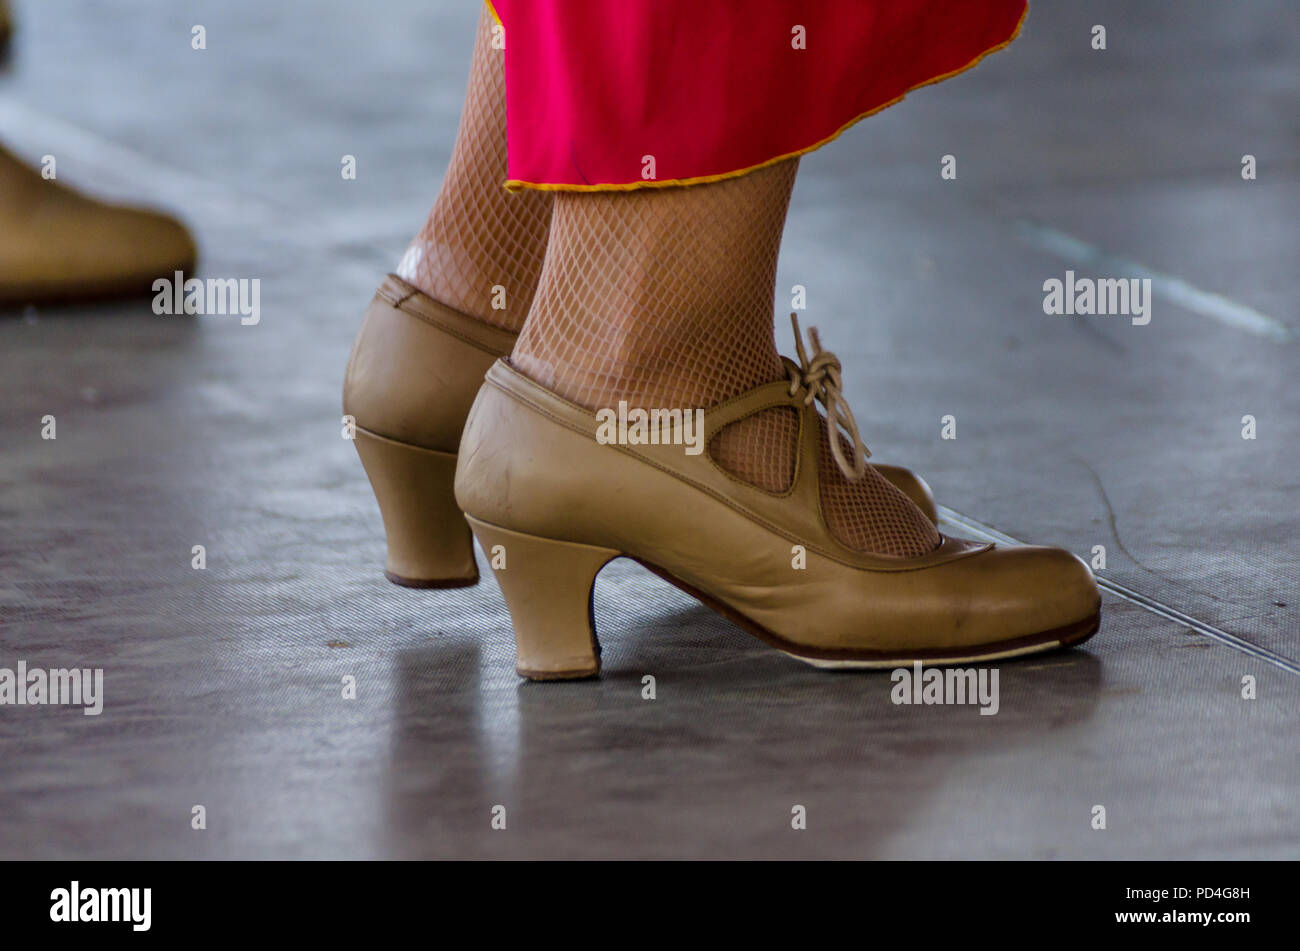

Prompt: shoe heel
xmin=353 ymin=427 xmax=478 ymax=588
xmin=465 ymin=516 xmax=618 ymax=680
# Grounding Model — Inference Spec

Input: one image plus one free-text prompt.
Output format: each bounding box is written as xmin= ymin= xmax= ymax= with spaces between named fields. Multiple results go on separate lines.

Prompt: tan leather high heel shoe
xmin=344 ymin=276 xmax=940 ymax=587
xmin=454 ymin=319 xmax=1100 ymax=679
xmin=343 ymin=276 xmax=516 ymax=587
xmin=0 ymin=0 xmax=12 ymax=64
xmin=0 ymin=144 xmax=196 ymax=303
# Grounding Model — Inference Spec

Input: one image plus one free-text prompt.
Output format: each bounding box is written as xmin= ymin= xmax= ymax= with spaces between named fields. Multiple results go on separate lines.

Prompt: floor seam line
xmin=938 ymin=505 xmax=1300 ymax=678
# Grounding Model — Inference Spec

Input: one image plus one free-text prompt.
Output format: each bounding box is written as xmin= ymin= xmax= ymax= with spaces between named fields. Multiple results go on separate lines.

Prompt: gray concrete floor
xmin=0 ymin=1 xmax=1296 ymax=859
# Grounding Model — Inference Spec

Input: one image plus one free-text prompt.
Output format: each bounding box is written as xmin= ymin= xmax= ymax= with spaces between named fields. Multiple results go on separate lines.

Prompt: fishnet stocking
xmin=396 ymin=5 xmax=552 ymax=331
xmin=513 ymin=159 xmax=797 ymax=409
xmin=819 ymin=423 xmax=940 ymax=557
xmin=512 ymin=158 xmax=937 ymax=557
xmin=709 ymin=409 xmax=938 ymax=557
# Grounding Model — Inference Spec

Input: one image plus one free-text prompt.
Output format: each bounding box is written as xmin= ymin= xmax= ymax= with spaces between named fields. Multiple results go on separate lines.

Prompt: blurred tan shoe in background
xmin=0 ymin=143 xmax=197 ymax=304
xmin=0 ymin=0 xmax=13 ymax=65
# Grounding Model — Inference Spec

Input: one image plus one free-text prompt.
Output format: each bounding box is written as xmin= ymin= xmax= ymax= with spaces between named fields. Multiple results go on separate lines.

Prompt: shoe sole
xmin=383 ymin=570 xmax=479 ymax=590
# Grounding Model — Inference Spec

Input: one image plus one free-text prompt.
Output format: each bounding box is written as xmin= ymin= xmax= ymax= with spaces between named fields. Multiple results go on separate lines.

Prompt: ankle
xmin=394 ymin=238 xmax=530 ymax=333
xmin=512 ymin=305 xmax=784 ymax=412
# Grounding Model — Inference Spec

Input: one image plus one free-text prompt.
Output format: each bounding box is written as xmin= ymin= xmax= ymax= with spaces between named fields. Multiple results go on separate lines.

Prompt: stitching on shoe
xmin=379 ymin=290 xmax=509 ymax=358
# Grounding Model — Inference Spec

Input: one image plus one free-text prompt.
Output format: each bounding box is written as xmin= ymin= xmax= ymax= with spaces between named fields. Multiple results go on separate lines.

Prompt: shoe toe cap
xmin=978 ymin=543 xmax=1101 ymax=640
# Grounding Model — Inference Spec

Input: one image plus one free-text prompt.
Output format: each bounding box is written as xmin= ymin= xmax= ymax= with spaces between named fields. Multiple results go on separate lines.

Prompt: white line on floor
xmin=1013 ymin=219 xmax=1292 ymax=342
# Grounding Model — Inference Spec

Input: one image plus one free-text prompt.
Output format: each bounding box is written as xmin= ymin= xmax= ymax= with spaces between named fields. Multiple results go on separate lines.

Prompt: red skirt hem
xmin=489 ymin=1 xmax=1028 ymax=193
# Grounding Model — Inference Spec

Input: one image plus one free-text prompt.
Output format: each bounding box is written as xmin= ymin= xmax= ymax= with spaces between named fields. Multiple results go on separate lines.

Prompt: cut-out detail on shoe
xmin=709 ymin=406 xmax=800 ymax=493
xmin=818 ymin=420 xmax=941 ymax=558
xmin=781 ymin=314 xmax=941 ymax=558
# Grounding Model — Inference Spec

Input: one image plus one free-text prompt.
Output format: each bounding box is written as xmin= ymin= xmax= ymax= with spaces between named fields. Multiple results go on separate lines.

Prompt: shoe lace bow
xmin=785 ymin=313 xmax=870 ymax=481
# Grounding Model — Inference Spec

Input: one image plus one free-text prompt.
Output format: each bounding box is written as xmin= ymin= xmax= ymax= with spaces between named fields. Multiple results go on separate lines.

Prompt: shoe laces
xmin=785 ymin=313 xmax=870 ymax=481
